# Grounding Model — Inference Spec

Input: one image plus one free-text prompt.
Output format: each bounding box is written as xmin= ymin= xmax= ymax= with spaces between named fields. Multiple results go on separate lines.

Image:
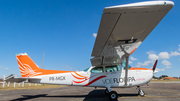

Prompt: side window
xmin=105 ymin=65 xmax=120 ymax=72
xmin=90 ymin=67 xmax=103 ymax=73
xmin=121 ymin=62 xmax=131 ymax=70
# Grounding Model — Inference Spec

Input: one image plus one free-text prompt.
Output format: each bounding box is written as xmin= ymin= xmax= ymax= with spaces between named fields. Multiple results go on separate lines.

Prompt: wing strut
xmin=120 ymin=45 xmax=130 ymax=86
xmin=125 ymin=56 xmax=129 ymax=86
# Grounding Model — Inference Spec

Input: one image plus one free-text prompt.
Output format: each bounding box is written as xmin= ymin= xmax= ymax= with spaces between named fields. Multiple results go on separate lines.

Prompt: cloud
xmin=4 ymin=68 xmax=9 ymax=69
xmin=129 ymin=61 xmax=132 ymax=64
xmin=136 ymin=60 xmax=154 ymax=67
xmin=155 ymin=68 xmax=165 ymax=72
xmin=93 ymin=33 xmax=97 ymax=38
xmin=161 ymin=60 xmax=171 ymax=66
xmin=146 ymin=51 xmax=156 ymax=54
xmin=130 ymin=57 xmax=137 ymax=61
xmin=66 ymin=65 xmax=72 ymax=70
xmin=165 ymin=66 xmax=171 ymax=68
xmin=158 ymin=52 xmax=170 ymax=59
xmin=0 ymin=66 xmax=3 ymax=68
xmin=148 ymin=54 xmax=159 ymax=60
xmin=170 ymin=51 xmax=180 ymax=56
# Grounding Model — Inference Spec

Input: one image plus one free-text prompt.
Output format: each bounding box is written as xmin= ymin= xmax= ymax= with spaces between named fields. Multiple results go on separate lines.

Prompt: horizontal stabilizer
xmin=4 ymin=74 xmax=41 ymax=83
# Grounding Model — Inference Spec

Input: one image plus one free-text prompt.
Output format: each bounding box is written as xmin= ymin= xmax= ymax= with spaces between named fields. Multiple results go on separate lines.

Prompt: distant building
xmin=163 ymin=77 xmax=178 ymax=80
xmin=0 ymin=82 xmax=4 ymax=84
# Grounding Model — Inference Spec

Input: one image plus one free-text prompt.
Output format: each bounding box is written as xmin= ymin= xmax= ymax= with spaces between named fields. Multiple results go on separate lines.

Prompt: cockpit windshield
xmin=121 ymin=62 xmax=132 ymax=70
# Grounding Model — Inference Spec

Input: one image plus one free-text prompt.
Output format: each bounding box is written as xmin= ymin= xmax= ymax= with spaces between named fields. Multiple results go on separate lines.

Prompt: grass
xmin=0 ymin=83 xmax=66 ymax=91
xmin=151 ymin=79 xmax=180 ymax=82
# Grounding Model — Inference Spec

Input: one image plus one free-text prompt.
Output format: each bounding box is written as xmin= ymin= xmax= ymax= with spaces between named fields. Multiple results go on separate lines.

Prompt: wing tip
xmin=104 ymin=1 xmax=174 ymax=9
xmin=161 ymin=1 xmax=174 ymax=7
xmin=16 ymin=53 xmax=28 ymax=56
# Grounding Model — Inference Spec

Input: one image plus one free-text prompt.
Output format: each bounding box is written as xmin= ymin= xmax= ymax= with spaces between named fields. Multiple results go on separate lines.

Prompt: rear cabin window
xmin=90 ymin=67 xmax=103 ymax=73
xmin=83 ymin=67 xmax=90 ymax=72
xmin=121 ymin=62 xmax=131 ymax=70
xmin=105 ymin=65 xmax=120 ymax=72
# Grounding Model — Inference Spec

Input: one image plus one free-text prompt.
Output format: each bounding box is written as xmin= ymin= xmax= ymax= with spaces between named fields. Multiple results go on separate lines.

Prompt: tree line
xmin=153 ymin=75 xmax=180 ymax=79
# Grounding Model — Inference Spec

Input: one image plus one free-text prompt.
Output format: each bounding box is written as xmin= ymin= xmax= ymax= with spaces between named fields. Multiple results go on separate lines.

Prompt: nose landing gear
xmin=137 ymin=86 xmax=145 ymax=97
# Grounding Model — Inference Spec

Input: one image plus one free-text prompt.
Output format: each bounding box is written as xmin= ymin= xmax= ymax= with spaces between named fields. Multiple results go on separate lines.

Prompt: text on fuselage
xmin=102 ymin=77 xmax=136 ymax=84
xmin=49 ymin=76 xmax=66 ymax=81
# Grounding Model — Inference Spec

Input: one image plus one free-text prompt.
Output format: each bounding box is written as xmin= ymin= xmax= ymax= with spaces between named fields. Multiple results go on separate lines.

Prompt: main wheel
xmin=108 ymin=91 xmax=118 ymax=100
xmin=138 ymin=90 xmax=145 ymax=97
xmin=105 ymin=88 xmax=109 ymax=95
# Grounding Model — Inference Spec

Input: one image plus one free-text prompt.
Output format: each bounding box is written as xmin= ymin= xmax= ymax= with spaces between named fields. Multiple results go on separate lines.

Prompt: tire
xmin=138 ymin=90 xmax=145 ymax=97
xmin=108 ymin=91 xmax=118 ymax=101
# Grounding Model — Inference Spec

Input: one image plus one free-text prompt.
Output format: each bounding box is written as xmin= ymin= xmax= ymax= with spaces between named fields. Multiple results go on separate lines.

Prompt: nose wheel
xmin=137 ymin=86 xmax=145 ymax=97
xmin=138 ymin=90 xmax=145 ymax=97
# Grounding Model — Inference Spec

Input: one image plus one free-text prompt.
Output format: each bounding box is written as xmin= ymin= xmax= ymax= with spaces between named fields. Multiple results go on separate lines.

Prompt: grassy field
xmin=0 ymin=83 xmax=66 ymax=91
xmin=151 ymin=79 xmax=180 ymax=82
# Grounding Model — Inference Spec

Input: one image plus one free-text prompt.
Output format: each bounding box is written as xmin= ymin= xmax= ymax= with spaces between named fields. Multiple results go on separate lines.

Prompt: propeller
xmin=152 ymin=60 xmax=158 ymax=72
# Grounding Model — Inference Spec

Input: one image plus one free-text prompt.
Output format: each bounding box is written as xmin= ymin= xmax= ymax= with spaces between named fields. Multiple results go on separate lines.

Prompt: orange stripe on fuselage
xmin=71 ymin=73 xmax=86 ymax=80
xmin=74 ymin=72 xmax=87 ymax=78
xmin=129 ymin=67 xmax=152 ymax=70
xmin=38 ymin=69 xmax=73 ymax=76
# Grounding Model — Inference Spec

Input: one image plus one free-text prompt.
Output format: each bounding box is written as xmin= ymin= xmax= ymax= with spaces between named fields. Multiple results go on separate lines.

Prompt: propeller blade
xmin=152 ymin=60 xmax=158 ymax=72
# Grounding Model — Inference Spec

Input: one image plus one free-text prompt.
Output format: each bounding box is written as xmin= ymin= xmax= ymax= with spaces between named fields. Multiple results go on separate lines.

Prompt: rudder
xmin=16 ymin=53 xmax=42 ymax=77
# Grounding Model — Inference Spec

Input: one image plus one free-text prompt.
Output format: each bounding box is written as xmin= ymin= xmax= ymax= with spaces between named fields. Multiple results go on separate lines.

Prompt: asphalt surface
xmin=0 ymin=82 xmax=180 ymax=101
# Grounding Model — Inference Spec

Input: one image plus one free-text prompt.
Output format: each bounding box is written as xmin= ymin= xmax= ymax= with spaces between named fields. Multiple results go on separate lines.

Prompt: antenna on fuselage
xmin=42 ymin=44 xmax=45 ymax=69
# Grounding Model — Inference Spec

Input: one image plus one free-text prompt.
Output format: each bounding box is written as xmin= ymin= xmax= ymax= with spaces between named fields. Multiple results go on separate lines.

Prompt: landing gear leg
xmin=137 ymin=86 xmax=145 ymax=97
xmin=106 ymin=87 xmax=118 ymax=100
xmin=105 ymin=88 xmax=109 ymax=95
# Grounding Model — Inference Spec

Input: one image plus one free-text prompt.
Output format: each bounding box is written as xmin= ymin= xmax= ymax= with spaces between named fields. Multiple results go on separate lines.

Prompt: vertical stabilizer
xmin=16 ymin=53 xmax=72 ymax=77
xmin=16 ymin=53 xmax=42 ymax=77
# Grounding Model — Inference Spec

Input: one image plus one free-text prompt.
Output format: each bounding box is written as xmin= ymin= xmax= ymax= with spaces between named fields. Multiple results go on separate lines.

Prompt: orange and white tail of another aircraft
xmin=4 ymin=1 xmax=173 ymax=100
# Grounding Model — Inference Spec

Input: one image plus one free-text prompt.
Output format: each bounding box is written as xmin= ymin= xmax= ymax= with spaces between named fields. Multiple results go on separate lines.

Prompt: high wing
xmin=91 ymin=1 xmax=174 ymax=66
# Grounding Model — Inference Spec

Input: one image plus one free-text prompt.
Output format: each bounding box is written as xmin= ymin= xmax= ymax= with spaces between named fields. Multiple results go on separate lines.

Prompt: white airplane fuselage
xmin=29 ymin=66 xmax=153 ymax=88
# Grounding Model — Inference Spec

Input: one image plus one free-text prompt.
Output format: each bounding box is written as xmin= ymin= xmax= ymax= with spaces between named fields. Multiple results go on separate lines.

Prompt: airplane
xmin=4 ymin=1 xmax=174 ymax=100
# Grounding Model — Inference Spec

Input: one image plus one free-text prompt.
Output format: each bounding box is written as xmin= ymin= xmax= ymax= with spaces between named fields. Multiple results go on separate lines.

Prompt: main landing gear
xmin=137 ymin=86 xmax=145 ymax=97
xmin=105 ymin=88 xmax=118 ymax=100
xmin=105 ymin=86 xmax=145 ymax=100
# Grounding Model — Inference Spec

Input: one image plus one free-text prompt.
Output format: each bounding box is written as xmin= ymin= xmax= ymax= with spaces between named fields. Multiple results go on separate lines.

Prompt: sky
xmin=0 ymin=0 xmax=180 ymax=78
